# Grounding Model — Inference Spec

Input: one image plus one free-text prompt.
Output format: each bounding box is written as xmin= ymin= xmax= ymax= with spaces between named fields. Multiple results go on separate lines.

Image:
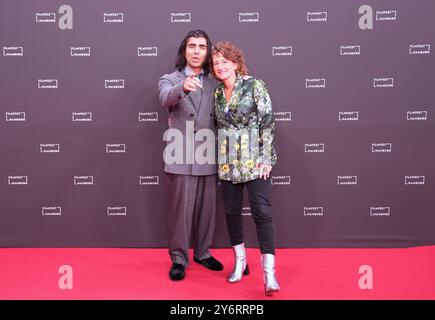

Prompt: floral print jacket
xmin=215 ymin=74 xmax=277 ymax=183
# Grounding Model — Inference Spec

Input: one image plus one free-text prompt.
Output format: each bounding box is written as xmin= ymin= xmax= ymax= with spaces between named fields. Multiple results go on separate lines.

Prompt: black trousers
xmin=221 ymin=177 xmax=275 ymax=255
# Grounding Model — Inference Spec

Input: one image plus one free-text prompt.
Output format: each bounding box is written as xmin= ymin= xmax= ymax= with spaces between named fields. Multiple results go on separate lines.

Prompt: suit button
xmin=194 ymin=130 xmax=197 ymax=133
xmin=210 ymin=113 xmax=213 ymax=117
xmin=190 ymin=113 xmax=194 ymax=117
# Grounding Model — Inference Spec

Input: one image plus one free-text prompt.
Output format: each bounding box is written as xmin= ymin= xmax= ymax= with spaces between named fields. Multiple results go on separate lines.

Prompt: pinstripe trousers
xmin=166 ymin=173 xmax=217 ymax=267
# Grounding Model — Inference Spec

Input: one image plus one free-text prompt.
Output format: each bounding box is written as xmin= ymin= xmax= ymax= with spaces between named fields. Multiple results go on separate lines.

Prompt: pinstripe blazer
xmin=158 ymin=70 xmax=218 ymax=176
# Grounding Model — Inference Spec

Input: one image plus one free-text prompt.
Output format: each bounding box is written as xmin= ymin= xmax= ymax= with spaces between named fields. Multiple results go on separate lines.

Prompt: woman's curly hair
xmin=211 ymin=42 xmax=249 ymax=76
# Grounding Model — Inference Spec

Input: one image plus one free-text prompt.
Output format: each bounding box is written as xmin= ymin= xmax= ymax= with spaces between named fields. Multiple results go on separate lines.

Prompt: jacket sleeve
xmin=158 ymin=74 xmax=189 ymax=108
xmin=253 ymin=79 xmax=277 ymax=166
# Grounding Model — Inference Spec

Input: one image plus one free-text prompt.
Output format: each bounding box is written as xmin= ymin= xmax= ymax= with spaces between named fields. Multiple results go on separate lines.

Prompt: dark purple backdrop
xmin=0 ymin=0 xmax=434 ymax=248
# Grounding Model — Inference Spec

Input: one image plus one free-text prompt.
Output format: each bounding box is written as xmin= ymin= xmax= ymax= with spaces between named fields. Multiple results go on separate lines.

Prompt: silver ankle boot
xmin=228 ymin=243 xmax=249 ymax=283
xmin=261 ymin=253 xmax=280 ymax=295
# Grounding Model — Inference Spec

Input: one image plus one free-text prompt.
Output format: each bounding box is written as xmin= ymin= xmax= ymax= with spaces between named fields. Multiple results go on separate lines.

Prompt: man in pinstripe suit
xmin=158 ymin=30 xmax=223 ymax=281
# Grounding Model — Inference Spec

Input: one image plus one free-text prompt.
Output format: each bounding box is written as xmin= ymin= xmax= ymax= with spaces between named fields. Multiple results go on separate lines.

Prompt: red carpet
xmin=0 ymin=247 xmax=434 ymax=300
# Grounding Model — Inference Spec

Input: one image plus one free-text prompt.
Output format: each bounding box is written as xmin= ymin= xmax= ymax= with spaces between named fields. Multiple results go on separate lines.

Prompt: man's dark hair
xmin=175 ymin=29 xmax=212 ymax=75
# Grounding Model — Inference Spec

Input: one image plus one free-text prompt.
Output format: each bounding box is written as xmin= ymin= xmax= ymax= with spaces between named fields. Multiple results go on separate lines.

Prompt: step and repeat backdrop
xmin=0 ymin=0 xmax=434 ymax=248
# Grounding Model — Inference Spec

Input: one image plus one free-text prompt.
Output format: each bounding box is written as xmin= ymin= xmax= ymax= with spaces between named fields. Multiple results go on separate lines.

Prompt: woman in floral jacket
xmin=211 ymin=42 xmax=280 ymax=295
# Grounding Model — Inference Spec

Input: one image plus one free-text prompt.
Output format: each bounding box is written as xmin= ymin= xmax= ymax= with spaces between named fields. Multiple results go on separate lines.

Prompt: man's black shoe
xmin=169 ymin=263 xmax=185 ymax=281
xmin=193 ymin=256 xmax=224 ymax=271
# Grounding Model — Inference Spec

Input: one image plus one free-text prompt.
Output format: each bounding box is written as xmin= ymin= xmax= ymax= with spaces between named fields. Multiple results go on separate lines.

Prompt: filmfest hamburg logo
xmin=36 ymin=5 xmax=73 ymax=30
xmin=407 ymin=111 xmax=427 ymax=121
xmin=40 ymin=144 xmax=60 ymax=153
xmin=337 ymin=176 xmax=357 ymax=185
xmin=271 ymin=176 xmax=291 ymax=185
xmin=307 ymin=11 xmax=327 ymax=22
xmin=272 ymin=46 xmax=292 ymax=56
xmin=139 ymin=112 xmax=158 ymax=122
xmin=38 ymin=79 xmax=58 ymax=88
xmin=42 ymin=207 xmax=62 ymax=216
xmin=104 ymin=13 xmax=123 ymax=23
xmin=138 ymin=47 xmax=158 ymax=56
xmin=106 ymin=144 xmax=126 ymax=153
xmin=239 ymin=12 xmax=259 ymax=22
xmin=105 ymin=79 xmax=124 ymax=89
xmin=139 ymin=176 xmax=159 ymax=185
xmin=5 ymin=112 xmax=26 ymax=121
xmin=74 ymin=176 xmax=94 ymax=185
xmin=358 ymin=6 xmax=396 ymax=30
xmin=409 ymin=44 xmax=430 ymax=55
xmin=171 ymin=13 xmax=191 ymax=23
xmin=373 ymin=77 xmax=394 ymax=88
xmin=71 ymin=47 xmax=91 ymax=56
xmin=376 ymin=10 xmax=397 ymax=21
xmin=339 ymin=111 xmax=359 ymax=121
xmin=340 ymin=45 xmax=360 ymax=55
xmin=306 ymin=78 xmax=326 ymax=88
xmin=8 ymin=176 xmax=28 ymax=185
xmin=305 ymin=143 xmax=325 ymax=153
xmin=72 ymin=112 xmax=92 ymax=122
xmin=404 ymin=176 xmax=425 ymax=185
xmin=370 ymin=207 xmax=390 ymax=217
xmin=35 ymin=12 xmax=56 ymax=22
xmin=3 ymin=47 xmax=23 ymax=56
xmin=242 ymin=207 xmax=251 ymax=216
xmin=107 ymin=206 xmax=127 ymax=216
xmin=371 ymin=143 xmax=392 ymax=153
xmin=304 ymin=207 xmax=324 ymax=216
xmin=273 ymin=111 xmax=291 ymax=121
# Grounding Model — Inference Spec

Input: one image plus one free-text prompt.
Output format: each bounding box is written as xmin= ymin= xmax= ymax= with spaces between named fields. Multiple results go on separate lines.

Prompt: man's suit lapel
xmin=190 ymin=87 xmax=202 ymax=112
xmin=196 ymin=75 xmax=212 ymax=114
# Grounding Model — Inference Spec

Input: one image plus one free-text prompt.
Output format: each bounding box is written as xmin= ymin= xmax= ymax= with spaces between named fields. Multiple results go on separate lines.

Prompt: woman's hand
xmin=256 ymin=163 xmax=272 ymax=180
